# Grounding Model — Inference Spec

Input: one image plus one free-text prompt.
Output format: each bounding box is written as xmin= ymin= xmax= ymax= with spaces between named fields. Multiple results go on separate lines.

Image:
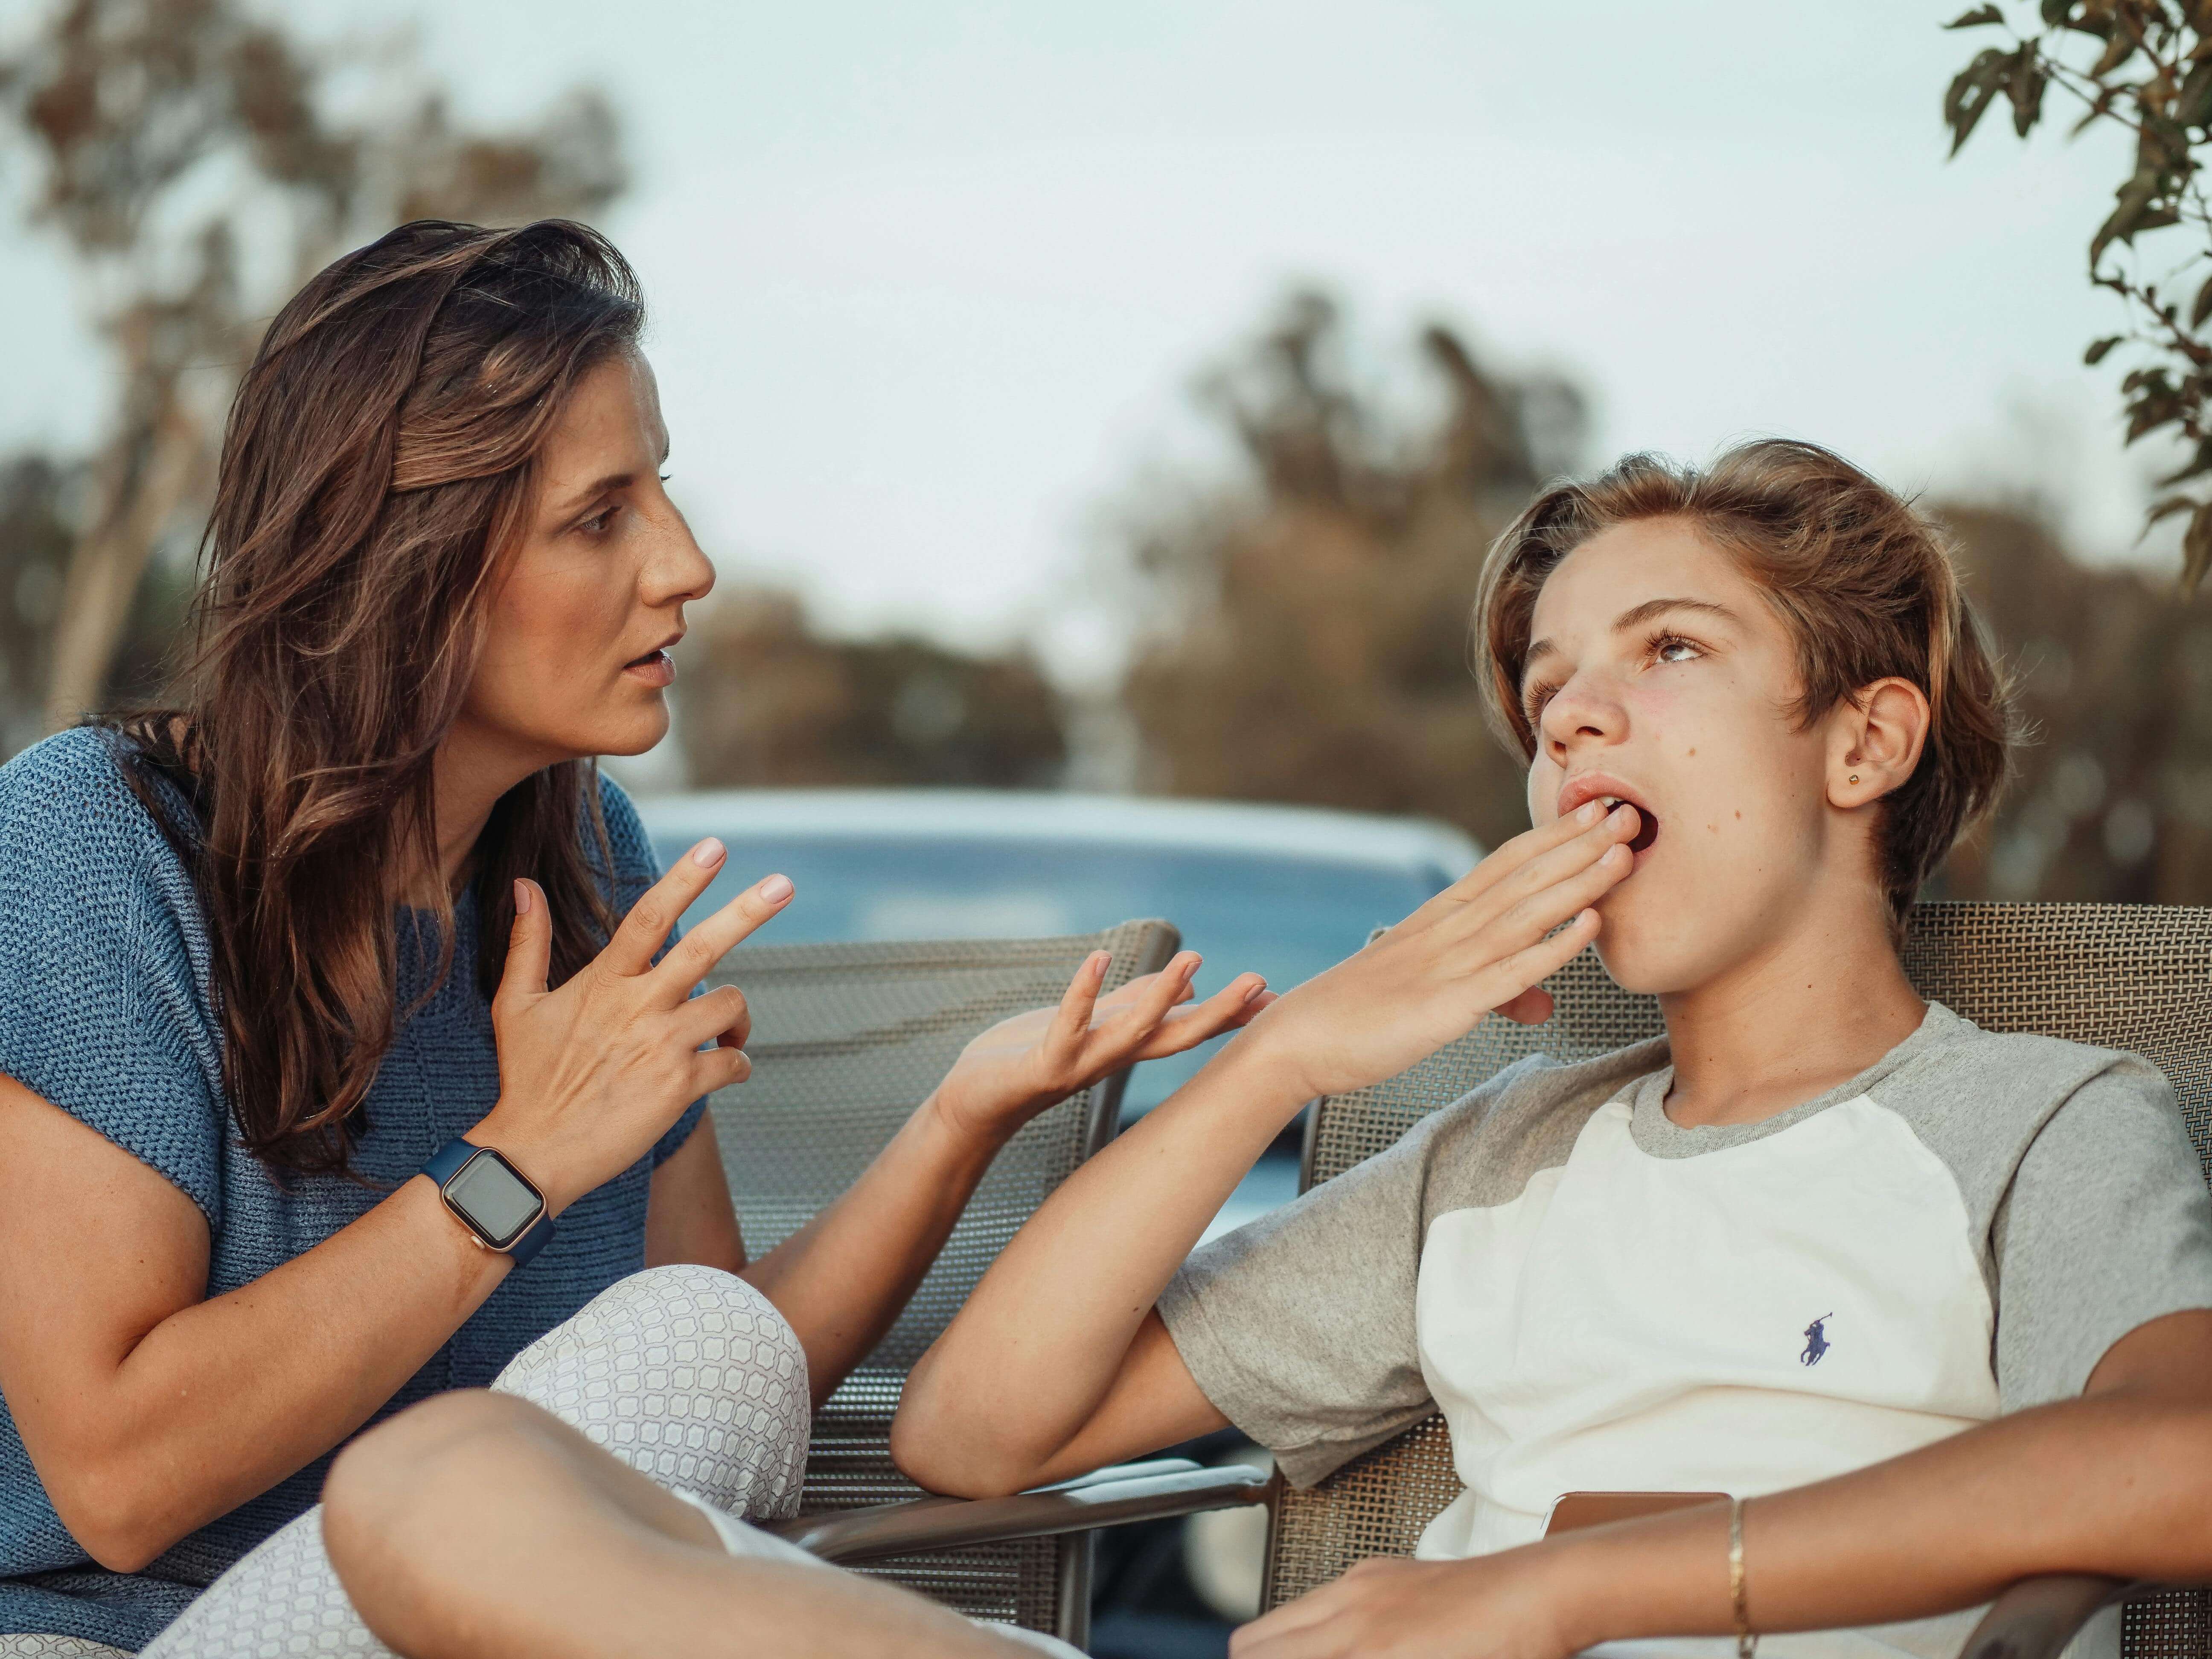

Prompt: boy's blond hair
xmin=1476 ymin=439 xmax=2015 ymax=929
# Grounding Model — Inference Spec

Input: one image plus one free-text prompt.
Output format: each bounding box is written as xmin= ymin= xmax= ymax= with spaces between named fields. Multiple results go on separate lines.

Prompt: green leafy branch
xmin=1946 ymin=0 xmax=2212 ymax=592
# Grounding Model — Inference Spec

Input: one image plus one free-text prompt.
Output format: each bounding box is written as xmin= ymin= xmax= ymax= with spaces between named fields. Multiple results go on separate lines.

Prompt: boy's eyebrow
xmin=1611 ymin=595 xmax=1741 ymax=632
xmin=1523 ymin=596 xmax=1742 ymax=676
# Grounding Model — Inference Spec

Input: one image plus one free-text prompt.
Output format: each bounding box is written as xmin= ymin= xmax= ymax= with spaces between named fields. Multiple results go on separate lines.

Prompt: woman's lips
xmin=622 ymin=648 xmax=675 ymax=688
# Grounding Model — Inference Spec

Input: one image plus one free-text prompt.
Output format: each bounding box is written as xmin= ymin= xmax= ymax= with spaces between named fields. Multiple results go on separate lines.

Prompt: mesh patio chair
xmin=803 ymin=903 xmax=2212 ymax=1659
xmin=699 ymin=918 xmax=1268 ymax=1650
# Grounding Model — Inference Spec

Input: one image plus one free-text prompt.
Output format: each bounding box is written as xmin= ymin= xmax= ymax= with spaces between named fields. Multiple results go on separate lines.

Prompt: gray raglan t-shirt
xmin=1160 ymin=1001 xmax=2212 ymax=1593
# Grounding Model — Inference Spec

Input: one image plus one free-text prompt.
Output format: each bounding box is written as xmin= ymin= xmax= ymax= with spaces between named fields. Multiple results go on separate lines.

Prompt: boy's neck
xmin=1654 ymin=902 xmax=1927 ymax=1130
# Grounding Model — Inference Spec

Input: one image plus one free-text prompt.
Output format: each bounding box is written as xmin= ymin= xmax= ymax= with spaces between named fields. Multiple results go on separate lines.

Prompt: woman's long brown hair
xmin=114 ymin=219 xmax=646 ymax=1177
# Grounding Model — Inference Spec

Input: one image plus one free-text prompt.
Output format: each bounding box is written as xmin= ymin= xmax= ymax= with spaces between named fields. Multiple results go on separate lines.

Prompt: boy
xmin=895 ymin=440 xmax=2212 ymax=1659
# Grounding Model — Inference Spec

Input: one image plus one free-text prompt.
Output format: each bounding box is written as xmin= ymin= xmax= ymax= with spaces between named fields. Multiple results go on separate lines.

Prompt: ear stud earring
xmin=1849 ymin=774 xmax=1860 ymax=784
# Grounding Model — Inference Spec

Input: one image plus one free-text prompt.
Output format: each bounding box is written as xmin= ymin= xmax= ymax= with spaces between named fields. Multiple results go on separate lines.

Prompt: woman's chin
xmin=580 ymin=704 xmax=672 ymax=760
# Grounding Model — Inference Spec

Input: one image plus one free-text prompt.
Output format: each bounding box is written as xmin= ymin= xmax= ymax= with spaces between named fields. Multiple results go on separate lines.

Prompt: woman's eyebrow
xmin=552 ymin=472 xmax=635 ymax=515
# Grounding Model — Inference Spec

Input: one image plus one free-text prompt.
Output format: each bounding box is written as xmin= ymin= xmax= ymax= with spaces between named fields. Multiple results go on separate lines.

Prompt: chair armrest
xmin=761 ymin=1460 xmax=1276 ymax=1565
xmin=1956 ymin=1574 xmax=2139 ymax=1659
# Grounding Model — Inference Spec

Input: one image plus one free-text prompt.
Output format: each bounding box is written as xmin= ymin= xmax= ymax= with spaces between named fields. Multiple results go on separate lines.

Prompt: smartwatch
xmin=425 ymin=1138 xmax=554 ymax=1267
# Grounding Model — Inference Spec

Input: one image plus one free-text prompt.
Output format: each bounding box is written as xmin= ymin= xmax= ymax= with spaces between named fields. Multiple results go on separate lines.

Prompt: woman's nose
xmin=641 ymin=510 xmax=715 ymax=608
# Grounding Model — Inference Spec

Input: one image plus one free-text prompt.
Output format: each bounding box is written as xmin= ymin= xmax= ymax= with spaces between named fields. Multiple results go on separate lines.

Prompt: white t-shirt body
xmin=1417 ymin=1091 xmax=2000 ymax=1558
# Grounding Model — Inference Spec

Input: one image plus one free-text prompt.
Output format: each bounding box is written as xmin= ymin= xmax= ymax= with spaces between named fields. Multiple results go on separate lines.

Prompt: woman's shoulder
xmin=0 ymin=725 xmax=194 ymax=881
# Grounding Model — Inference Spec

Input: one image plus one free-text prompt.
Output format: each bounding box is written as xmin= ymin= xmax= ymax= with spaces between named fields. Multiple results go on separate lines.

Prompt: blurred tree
xmin=1112 ymin=290 xmax=1586 ymax=855
xmin=679 ymin=589 xmax=1068 ymax=789
xmin=1933 ymin=501 xmax=2212 ymax=904
xmin=0 ymin=0 xmax=625 ymax=742
xmin=1943 ymin=1 xmax=2212 ymax=594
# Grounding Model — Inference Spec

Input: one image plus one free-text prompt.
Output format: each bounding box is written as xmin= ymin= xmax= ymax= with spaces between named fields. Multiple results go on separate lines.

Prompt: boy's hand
xmin=1230 ymin=1551 xmax=1578 ymax=1659
xmin=930 ymin=950 xmax=1273 ymax=1147
xmin=1237 ymin=800 xmax=1640 ymax=1103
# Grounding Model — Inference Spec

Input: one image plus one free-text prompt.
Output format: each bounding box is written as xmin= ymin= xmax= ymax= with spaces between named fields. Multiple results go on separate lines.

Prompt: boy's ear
xmin=1827 ymin=677 xmax=1930 ymax=812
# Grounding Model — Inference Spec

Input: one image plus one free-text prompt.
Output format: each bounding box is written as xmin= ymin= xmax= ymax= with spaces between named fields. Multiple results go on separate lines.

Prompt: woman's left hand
xmin=1230 ymin=1552 xmax=1577 ymax=1659
xmin=930 ymin=950 xmax=1274 ymax=1146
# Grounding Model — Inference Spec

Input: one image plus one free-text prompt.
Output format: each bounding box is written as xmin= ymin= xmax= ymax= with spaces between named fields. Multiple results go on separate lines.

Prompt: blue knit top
xmin=0 ymin=728 xmax=706 ymax=1651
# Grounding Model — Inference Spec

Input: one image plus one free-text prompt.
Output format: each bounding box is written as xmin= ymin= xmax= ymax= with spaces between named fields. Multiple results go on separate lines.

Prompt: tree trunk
xmin=41 ymin=392 xmax=200 ymax=731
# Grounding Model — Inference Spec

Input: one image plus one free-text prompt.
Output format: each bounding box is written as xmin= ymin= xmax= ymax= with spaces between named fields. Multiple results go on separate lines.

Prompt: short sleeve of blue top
xmin=0 ymin=729 xmax=709 ymax=1651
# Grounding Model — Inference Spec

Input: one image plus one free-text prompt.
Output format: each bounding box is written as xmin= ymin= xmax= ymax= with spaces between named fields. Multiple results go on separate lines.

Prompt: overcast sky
xmin=0 ymin=0 xmax=2166 ymax=679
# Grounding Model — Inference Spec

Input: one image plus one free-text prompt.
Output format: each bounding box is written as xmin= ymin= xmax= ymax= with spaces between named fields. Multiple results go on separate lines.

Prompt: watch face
xmin=445 ymin=1150 xmax=544 ymax=1249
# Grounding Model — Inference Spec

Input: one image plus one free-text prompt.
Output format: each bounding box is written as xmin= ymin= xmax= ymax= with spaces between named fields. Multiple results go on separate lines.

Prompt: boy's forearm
xmin=898 ymin=1032 xmax=1310 ymax=1486
xmin=1553 ymin=1386 xmax=2212 ymax=1651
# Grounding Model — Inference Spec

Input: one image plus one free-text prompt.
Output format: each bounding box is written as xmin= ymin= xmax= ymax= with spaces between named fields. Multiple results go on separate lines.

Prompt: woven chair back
xmin=1265 ymin=903 xmax=2212 ymax=1658
xmin=704 ymin=919 xmax=1179 ymax=1639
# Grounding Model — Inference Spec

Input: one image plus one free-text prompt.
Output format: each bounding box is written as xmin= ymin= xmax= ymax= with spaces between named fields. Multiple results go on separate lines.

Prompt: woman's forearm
xmin=736 ymin=1096 xmax=1005 ymax=1409
xmin=896 ymin=1035 xmax=1310 ymax=1492
xmin=55 ymin=1176 xmax=510 ymax=1570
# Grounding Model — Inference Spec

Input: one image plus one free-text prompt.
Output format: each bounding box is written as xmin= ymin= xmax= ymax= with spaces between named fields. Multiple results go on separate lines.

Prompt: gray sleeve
xmin=1994 ymin=1059 xmax=2212 ymax=1407
xmin=1157 ymin=1110 xmax=1445 ymax=1488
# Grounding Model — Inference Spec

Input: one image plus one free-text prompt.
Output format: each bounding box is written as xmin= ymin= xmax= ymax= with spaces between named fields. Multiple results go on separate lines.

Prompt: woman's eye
xmin=1653 ymin=635 xmax=1702 ymax=665
xmin=579 ymin=506 xmax=617 ymax=536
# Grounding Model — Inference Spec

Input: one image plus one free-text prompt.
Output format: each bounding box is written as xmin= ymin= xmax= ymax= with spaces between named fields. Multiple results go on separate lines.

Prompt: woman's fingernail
xmin=512 ymin=879 xmax=532 ymax=915
xmin=691 ymin=838 xmax=726 ymax=868
xmin=1243 ymin=978 xmax=1268 ymax=1001
xmin=759 ymin=873 xmax=793 ymax=902
xmin=1578 ymin=800 xmax=1604 ymax=823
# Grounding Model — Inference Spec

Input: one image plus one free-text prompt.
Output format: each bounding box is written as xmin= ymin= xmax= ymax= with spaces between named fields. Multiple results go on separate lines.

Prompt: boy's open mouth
xmin=1597 ymin=795 xmax=1661 ymax=854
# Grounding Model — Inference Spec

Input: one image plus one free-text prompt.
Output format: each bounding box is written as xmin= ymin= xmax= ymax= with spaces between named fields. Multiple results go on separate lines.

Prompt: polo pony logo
xmin=1800 ymin=1313 xmax=1833 ymax=1367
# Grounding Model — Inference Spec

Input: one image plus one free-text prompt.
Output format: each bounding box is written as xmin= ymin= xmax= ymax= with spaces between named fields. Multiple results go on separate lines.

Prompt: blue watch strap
xmin=425 ymin=1137 xmax=553 ymax=1266
xmin=424 ymin=1136 xmax=477 ymax=1186
xmin=506 ymin=1204 xmax=554 ymax=1267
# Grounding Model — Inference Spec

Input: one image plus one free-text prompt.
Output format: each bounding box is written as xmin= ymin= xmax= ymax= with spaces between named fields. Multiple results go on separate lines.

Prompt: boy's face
xmin=1521 ymin=517 xmax=1842 ymax=995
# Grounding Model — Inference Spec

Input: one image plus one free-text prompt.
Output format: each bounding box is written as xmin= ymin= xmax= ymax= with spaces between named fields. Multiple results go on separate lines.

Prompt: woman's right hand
xmin=473 ymin=839 xmax=791 ymax=1214
xmin=1235 ymin=799 xmax=1642 ymax=1104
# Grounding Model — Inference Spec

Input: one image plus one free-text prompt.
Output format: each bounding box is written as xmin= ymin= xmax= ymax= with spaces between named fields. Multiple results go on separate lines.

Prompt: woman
xmin=0 ymin=219 xmax=1265 ymax=1656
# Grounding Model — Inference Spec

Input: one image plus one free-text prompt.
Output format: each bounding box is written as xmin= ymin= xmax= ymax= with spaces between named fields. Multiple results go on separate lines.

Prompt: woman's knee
xmin=491 ymin=1264 xmax=811 ymax=1519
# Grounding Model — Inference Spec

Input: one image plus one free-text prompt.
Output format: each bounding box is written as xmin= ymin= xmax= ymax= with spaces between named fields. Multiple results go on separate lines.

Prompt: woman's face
xmin=1519 ymin=518 xmax=1860 ymax=995
xmin=457 ymin=349 xmax=712 ymax=769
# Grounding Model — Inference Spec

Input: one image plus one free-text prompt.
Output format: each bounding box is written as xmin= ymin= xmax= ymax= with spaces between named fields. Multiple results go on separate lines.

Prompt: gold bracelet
xmin=1729 ymin=1496 xmax=1758 ymax=1659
